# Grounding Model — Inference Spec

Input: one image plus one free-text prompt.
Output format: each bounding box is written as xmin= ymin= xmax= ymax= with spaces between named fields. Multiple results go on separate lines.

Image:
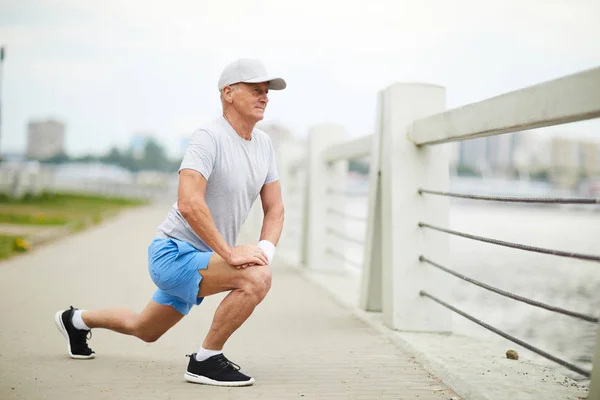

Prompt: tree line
xmin=35 ymin=137 xmax=182 ymax=173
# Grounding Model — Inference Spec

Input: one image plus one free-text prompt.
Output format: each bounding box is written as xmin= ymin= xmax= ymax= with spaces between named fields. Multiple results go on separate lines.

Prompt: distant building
xmin=549 ymin=137 xmax=581 ymax=188
xmin=579 ymin=140 xmax=600 ymax=178
xmin=26 ymin=119 xmax=65 ymax=160
xmin=486 ymin=133 xmax=522 ymax=175
xmin=545 ymin=136 xmax=600 ymax=187
xmin=512 ymin=131 xmax=551 ymax=176
xmin=457 ymin=136 xmax=488 ymax=173
xmin=456 ymin=131 xmax=529 ymax=176
xmin=129 ymin=134 xmax=150 ymax=160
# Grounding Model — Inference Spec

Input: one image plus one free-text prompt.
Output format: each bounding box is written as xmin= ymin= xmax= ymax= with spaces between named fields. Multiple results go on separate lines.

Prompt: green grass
xmin=0 ymin=212 xmax=69 ymax=225
xmin=0 ymin=192 xmax=147 ymax=227
xmin=0 ymin=235 xmax=29 ymax=261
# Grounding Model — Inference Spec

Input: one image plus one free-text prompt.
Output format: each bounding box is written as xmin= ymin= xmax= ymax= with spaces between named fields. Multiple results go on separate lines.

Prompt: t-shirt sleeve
xmin=264 ymin=138 xmax=279 ymax=185
xmin=179 ymin=129 xmax=217 ymax=180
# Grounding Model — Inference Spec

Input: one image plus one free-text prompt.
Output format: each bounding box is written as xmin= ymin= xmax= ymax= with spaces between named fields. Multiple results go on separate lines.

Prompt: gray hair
xmin=220 ymin=84 xmax=240 ymax=108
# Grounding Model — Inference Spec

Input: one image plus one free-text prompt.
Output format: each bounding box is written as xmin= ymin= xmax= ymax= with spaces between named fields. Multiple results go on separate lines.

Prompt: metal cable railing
xmin=326 ymin=188 xmax=369 ymax=197
xmin=323 ymin=187 xmax=368 ymax=271
xmin=420 ymin=291 xmax=591 ymax=378
xmin=326 ymin=208 xmax=368 ymax=222
xmin=417 ymin=187 xmax=599 ymax=379
xmin=419 ymin=256 xmax=598 ymax=323
xmin=326 ymin=247 xmax=363 ymax=269
xmin=418 ymin=222 xmax=600 ymax=263
xmin=326 ymin=227 xmax=365 ymax=245
xmin=419 ymin=188 xmax=600 ymax=205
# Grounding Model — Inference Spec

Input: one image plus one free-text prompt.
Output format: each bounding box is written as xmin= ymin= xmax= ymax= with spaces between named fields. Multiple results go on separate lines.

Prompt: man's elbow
xmin=266 ymin=203 xmax=285 ymax=220
xmin=178 ymin=197 xmax=199 ymax=219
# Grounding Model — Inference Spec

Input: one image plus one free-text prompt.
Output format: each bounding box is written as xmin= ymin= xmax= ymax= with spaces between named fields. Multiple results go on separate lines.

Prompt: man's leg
xmin=72 ymin=254 xmax=271 ymax=351
xmin=198 ymin=254 xmax=272 ymax=350
xmin=82 ymin=300 xmax=184 ymax=342
xmin=182 ymin=254 xmax=271 ymax=386
xmin=55 ymin=300 xmax=184 ymax=359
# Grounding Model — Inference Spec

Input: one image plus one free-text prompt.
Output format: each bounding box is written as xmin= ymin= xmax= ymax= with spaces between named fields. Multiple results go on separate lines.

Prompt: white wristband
xmin=258 ymin=240 xmax=276 ymax=264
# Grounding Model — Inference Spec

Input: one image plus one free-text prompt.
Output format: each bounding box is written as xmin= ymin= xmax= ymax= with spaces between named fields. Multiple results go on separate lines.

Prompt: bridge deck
xmin=0 ymin=203 xmax=459 ymax=399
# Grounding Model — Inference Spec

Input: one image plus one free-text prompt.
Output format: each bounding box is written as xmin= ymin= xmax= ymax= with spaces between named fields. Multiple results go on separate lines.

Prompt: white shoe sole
xmin=54 ymin=311 xmax=96 ymax=360
xmin=184 ymin=372 xmax=255 ymax=387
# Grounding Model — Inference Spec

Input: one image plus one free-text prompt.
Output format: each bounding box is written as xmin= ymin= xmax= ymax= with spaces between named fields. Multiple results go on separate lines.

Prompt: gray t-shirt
xmin=157 ymin=115 xmax=279 ymax=252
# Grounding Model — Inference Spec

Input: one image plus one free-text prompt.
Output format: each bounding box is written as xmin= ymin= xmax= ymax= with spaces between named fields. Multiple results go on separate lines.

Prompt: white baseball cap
xmin=218 ymin=59 xmax=286 ymax=91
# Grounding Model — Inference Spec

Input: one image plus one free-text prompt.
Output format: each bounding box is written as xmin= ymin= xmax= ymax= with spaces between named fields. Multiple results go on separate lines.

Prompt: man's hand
xmin=233 ymin=240 xmax=276 ymax=269
xmin=236 ymin=263 xmax=258 ymax=270
xmin=227 ymin=245 xmax=269 ymax=267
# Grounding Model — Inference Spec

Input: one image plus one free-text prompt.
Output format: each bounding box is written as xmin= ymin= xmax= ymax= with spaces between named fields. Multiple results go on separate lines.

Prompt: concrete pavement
xmin=0 ymin=203 xmax=459 ymax=399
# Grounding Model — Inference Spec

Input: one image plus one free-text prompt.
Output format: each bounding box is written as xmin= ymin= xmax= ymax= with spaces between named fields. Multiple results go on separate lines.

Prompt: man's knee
xmin=261 ymin=267 xmax=273 ymax=294
xmin=132 ymin=321 xmax=165 ymax=343
xmin=242 ymin=266 xmax=272 ymax=300
xmin=136 ymin=328 xmax=164 ymax=343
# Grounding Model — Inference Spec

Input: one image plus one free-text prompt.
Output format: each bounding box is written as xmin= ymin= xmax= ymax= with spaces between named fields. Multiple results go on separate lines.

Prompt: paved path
xmin=0 ymin=223 xmax=51 ymax=236
xmin=0 ymin=203 xmax=459 ymax=399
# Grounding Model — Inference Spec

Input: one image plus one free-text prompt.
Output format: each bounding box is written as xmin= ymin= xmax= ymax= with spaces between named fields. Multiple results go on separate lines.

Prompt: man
xmin=53 ymin=58 xmax=286 ymax=387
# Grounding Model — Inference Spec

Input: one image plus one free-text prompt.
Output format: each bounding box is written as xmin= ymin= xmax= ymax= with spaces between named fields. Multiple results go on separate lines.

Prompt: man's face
xmin=230 ymin=82 xmax=270 ymax=122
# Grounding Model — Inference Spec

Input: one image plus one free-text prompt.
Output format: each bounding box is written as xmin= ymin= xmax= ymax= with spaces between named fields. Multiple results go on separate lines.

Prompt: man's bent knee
xmin=127 ymin=300 xmax=183 ymax=343
xmin=132 ymin=319 xmax=167 ymax=343
xmin=199 ymin=255 xmax=273 ymax=298
xmin=242 ymin=266 xmax=272 ymax=301
xmin=135 ymin=327 xmax=164 ymax=343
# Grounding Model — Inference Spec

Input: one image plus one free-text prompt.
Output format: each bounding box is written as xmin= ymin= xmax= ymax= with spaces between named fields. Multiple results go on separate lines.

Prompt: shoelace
xmin=216 ymin=355 xmax=241 ymax=371
xmin=74 ymin=329 xmax=93 ymax=349
xmin=185 ymin=354 xmax=242 ymax=372
xmin=68 ymin=306 xmax=92 ymax=346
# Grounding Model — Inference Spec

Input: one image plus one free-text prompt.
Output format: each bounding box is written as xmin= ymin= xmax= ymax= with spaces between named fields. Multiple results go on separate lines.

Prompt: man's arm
xmin=259 ymin=180 xmax=285 ymax=246
xmin=178 ymin=169 xmax=233 ymax=259
xmin=178 ymin=169 xmax=268 ymax=266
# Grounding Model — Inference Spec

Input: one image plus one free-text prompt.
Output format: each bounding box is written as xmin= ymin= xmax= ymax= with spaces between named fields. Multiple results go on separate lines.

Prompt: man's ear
xmin=222 ymin=86 xmax=233 ymax=103
xmin=222 ymin=85 xmax=239 ymax=103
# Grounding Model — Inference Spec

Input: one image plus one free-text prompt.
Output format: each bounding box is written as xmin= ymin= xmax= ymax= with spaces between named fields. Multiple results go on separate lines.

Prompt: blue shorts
xmin=147 ymin=237 xmax=213 ymax=315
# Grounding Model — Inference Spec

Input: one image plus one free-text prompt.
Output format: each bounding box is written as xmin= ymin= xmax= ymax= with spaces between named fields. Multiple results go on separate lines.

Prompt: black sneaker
xmin=54 ymin=306 xmax=95 ymax=359
xmin=184 ymin=353 xmax=255 ymax=386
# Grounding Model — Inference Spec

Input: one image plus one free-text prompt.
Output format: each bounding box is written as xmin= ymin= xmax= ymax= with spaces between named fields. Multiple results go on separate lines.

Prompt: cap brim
xmin=244 ymin=76 xmax=287 ymax=90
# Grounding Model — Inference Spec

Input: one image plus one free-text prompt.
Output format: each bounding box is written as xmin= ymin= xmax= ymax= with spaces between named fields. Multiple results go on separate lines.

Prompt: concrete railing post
xmin=589 ymin=324 xmax=600 ymax=399
xmin=360 ymin=92 xmax=385 ymax=312
xmin=275 ymin=139 xmax=308 ymax=266
xmin=379 ymin=83 xmax=452 ymax=332
xmin=325 ymin=157 xmax=349 ymax=272
xmin=305 ymin=123 xmax=347 ymax=270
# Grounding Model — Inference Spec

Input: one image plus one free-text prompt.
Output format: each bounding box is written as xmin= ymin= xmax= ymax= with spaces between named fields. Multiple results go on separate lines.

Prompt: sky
xmin=1 ymin=0 xmax=599 ymax=158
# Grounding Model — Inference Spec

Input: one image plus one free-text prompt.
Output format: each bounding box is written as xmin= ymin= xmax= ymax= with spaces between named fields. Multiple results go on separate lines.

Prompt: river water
xmin=314 ymin=176 xmax=600 ymax=384
xmin=445 ymin=202 xmax=598 ymax=382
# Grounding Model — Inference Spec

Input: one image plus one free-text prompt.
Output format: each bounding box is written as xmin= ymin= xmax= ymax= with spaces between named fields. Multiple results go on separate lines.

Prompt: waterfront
xmin=333 ymin=177 xmax=600 ymax=383
xmin=447 ymin=203 xmax=598 ymax=381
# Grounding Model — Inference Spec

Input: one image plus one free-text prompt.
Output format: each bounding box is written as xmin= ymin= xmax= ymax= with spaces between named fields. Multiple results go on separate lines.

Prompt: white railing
xmin=410 ymin=67 xmax=600 ymax=145
xmin=276 ymin=66 xmax=600 ymax=397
